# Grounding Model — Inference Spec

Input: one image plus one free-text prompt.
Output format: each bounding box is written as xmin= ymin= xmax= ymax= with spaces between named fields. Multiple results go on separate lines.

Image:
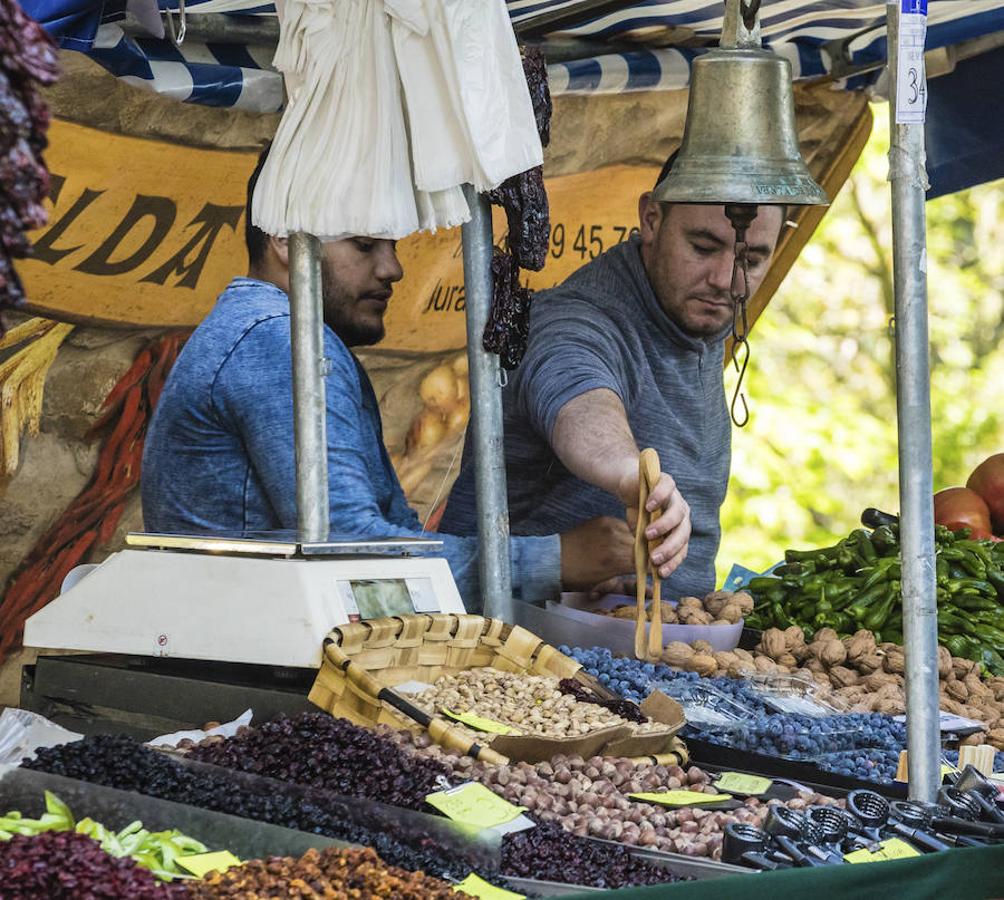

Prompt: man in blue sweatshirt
xmin=442 ymin=158 xmax=785 ymax=599
xmin=142 ymin=152 xmax=683 ymax=612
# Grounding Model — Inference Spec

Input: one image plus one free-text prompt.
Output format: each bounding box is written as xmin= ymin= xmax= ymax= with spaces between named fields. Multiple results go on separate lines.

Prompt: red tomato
xmin=967 ymin=453 xmax=1004 ymax=535
xmin=933 ymin=487 xmax=993 ymax=539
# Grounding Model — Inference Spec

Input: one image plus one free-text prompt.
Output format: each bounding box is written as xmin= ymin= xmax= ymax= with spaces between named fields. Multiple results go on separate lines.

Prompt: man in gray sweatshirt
xmin=442 ymin=161 xmax=784 ymax=599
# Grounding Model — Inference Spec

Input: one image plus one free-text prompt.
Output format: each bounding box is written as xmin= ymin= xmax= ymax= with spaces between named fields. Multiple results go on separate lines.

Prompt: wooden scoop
xmin=634 ymin=449 xmax=664 ymax=662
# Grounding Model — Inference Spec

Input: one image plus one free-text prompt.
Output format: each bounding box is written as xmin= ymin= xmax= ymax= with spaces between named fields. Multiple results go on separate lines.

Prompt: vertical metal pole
xmin=887 ymin=2 xmax=940 ymax=803
xmin=461 ymin=185 xmax=514 ymax=620
xmin=288 ymin=232 xmax=330 ymax=542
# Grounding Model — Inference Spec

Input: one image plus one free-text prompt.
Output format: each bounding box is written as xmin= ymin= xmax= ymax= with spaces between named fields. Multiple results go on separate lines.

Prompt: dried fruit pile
xmin=186 ymin=712 xmax=452 ymax=811
xmin=185 ymin=847 xmax=461 ymax=899
xmin=502 ymin=820 xmax=678 ymax=888
xmin=409 ymin=668 xmax=663 ymax=738
xmin=0 ymin=0 xmax=58 ymax=326
xmin=0 ymin=830 xmax=186 ymax=898
xmin=24 ymin=735 xmax=467 ymax=881
xmin=1 ymin=790 xmax=207 ymax=881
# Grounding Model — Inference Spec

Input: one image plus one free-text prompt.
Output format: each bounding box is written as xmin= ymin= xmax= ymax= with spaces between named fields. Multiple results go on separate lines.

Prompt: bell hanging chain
xmin=725 ymin=203 xmax=759 ymax=428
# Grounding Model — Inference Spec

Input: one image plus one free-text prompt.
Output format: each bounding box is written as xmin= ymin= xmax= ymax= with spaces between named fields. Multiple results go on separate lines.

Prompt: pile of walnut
xmin=665 ymin=625 xmax=1004 ymax=751
xmin=602 ymin=591 xmax=754 ymax=626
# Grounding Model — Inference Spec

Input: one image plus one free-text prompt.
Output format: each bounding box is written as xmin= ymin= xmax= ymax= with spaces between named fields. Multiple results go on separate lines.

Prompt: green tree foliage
xmin=718 ymin=112 xmax=1004 ymax=579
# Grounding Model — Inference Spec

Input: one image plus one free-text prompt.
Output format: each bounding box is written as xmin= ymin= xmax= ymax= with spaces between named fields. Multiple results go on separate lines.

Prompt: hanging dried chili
xmin=481 ymin=46 xmax=553 ymax=368
xmin=0 ymin=0 xmax=58 ymax=331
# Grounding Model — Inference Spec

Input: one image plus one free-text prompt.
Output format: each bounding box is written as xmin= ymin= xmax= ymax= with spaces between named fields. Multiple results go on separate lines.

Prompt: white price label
xmin=895 ymin=0 xmax=928 ymax=124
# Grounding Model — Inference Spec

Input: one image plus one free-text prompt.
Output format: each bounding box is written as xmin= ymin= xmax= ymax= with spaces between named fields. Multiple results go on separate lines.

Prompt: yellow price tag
xmin=426 ymin=783 xmax=526 ymax=829
xmin=628 ymin=791 xmax=733 ymax=807
xmin=941 ymin=764 xmax=959 ymax=780
xmin=844 ymin=839 xmax=921 ymax=864
xmin=714 ymin=772 xmax=773 ymax=795
xmin=176 ymin=851 xmax=243 ymax=878
xmin=454 ymin=873 xmax=525 ymax=899
xmin=442 ymin=709 xmax=520 ymax=735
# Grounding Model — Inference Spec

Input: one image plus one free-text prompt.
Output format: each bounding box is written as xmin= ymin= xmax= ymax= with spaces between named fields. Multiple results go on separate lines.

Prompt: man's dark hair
xmin=654 ymin=148 xmax=679 ymax=190
xmin=653 ymin=146 xmax=788 ymax=225
xmin=245 ymin=145 xmax=271 ymax=267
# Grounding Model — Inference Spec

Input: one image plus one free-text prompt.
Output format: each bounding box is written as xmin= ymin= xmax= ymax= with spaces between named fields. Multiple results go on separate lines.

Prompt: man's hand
xmin=587 ymin=574 xmax=653 ymax=601
xmin=616 ymin=464 xmax=691 ymax=580
xmin=559 ymin=516 xmax=635 ymax=590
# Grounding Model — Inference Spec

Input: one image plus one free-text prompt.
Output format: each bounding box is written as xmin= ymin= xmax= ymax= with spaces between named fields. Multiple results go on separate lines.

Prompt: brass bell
xmin=653 ymin=0 xmax=828 ymax=207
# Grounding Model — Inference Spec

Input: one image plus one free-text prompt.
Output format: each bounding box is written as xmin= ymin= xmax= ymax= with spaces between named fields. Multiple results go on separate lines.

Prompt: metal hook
xmin=165 ymin=0 xmax=187 ymax=46
xmin=740 ymin=0 xmax=762 ymax=32
xmin=730 ymin=337 xmax=751 ymax=428
xmin=497 ymin=367 xmax=508 ymax=389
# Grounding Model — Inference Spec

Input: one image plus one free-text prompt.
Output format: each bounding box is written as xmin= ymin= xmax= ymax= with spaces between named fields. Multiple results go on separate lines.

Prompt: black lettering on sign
xmin=32 ymin=180 xmax=105 ymax=265
xmin=142 ymin=203 xmax=243 ymax=289
xmin=75 ymin=194 xmax=177 ymax=276
xmin=48 ymin=173 xmax=66 ymax=205
xmin=422 ymin=279 xmax=466 ymax=313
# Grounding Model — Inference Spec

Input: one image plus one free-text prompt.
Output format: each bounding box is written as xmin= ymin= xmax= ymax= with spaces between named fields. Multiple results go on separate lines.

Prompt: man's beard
xmin=320 ymin=264 xmax=385 ymax=347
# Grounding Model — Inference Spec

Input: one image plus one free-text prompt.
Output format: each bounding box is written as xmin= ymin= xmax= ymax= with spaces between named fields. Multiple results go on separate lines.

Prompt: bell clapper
xmin=725 ymin=202 xmax=758 ymax=429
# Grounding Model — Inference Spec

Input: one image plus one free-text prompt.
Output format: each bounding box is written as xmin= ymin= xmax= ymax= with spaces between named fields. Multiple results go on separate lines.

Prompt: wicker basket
xmin=309 ymin=613 xmax=687 ymax=766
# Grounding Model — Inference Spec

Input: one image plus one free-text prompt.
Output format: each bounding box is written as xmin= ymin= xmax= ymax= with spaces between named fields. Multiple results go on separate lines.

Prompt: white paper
xmin=148 ymin=709 xmax=253 ymax=748
xmin=895 ymin=2 xmax=928 ymax=125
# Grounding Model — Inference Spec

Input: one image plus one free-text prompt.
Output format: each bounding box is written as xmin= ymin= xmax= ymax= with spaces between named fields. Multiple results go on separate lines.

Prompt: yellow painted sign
xmin=22 ymin=119 xmax=659 ymax=353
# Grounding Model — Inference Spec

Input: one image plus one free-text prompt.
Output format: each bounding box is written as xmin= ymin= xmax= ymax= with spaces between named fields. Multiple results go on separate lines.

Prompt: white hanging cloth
xmin=253 ymin=0 xmax=543 ymax=242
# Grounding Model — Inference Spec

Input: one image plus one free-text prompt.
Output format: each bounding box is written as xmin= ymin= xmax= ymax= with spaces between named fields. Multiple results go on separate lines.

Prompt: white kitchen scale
xmin=24 ymin=531 xmax=466 ymax=669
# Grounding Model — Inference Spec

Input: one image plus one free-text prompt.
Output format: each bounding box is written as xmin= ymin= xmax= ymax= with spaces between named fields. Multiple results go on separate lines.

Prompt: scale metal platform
xmin=20 ymin=531 xmax=467 ymax=737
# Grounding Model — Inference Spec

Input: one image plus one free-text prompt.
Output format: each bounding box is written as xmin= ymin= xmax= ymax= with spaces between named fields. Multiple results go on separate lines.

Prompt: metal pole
xmin=461 ymin=185 xmax=514 ymax=621
xmin=887 ymin=1 xmax=940 ymax=803
xmin=288 ymin=232 xmax=330 ymax=542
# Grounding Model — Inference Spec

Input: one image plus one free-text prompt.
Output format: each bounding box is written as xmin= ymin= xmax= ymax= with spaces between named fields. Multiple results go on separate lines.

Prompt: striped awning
xmin=27 ymin=0 xmax=1004 ymax=113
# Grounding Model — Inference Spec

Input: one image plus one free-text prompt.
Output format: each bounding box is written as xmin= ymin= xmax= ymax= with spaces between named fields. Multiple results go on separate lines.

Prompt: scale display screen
xmin=337 ymin=578 xmax=440 ymax=621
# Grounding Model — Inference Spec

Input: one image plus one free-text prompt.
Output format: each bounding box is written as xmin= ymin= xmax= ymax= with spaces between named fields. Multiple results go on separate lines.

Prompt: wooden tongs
xmin=634 ymin=448 xmax=663 ymax=662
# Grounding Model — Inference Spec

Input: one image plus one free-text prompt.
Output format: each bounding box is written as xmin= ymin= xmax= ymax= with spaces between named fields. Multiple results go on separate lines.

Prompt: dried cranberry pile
xmin=0 ymin=830 xmax=187 ymax=898
xmin=502 ymin=820 xmax=679 ymax=889
xmin=186 ymin=713 xmax=453 ymax=811
xmin=24 ymin=735 xmax=468 ymax=882
xmin=0 ymin=0 xmax=58 ymax=327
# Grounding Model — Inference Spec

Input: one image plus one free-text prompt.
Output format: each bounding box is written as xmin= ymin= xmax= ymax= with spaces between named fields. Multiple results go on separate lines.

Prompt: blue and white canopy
xmin=24 ymin=0 xmax=1004 ymax=195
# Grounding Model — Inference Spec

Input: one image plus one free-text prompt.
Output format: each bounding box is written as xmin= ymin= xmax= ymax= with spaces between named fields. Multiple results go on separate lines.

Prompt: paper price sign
xmin=896 ymin=1 xmax=928 ymax=124
xmin=714 ymin=772 xmax=772 ymax=795
xmin=844 ymin=838 xmax=921 ymax=864
xmin=426 ymin=783 xmax=526 ymax=829
xmin=453 ymin=873 xmax=525 ymax=899
xmin=176 ymin=851 xmax=242 ymax=878
xmin=442 ymin=709 xmax=520 ymax=735
xmin=629 ymin=791 xmax=733 ymax=807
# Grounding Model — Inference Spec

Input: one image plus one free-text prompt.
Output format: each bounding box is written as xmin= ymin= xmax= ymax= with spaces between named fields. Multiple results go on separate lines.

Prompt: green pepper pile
xmin=746 ymin=524 xmax=1004 ymax=673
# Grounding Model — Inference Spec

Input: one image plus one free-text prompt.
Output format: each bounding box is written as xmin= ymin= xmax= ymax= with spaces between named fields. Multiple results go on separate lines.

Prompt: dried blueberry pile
xmin=502 ymin=820 xmax=678 ymax=889
xmin=0 ymin=830 xmax=186 ymax=898
xmin=24 ymin=735 xmax=468 ymax=882
xmin=0 ymin=0 xmax=58 ymax=324
xmin=565 ymin=645 xmax=909 ymax=782
xmin=187 ymin=713 xmax=453 ymax=811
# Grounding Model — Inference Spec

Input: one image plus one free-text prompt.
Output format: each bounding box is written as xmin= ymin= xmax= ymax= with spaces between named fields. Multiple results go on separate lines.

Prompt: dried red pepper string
xmin=0 ymin=0 xmax=58 ymax=331
xmin=0 ymin=331 xmax=187 ymax=662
